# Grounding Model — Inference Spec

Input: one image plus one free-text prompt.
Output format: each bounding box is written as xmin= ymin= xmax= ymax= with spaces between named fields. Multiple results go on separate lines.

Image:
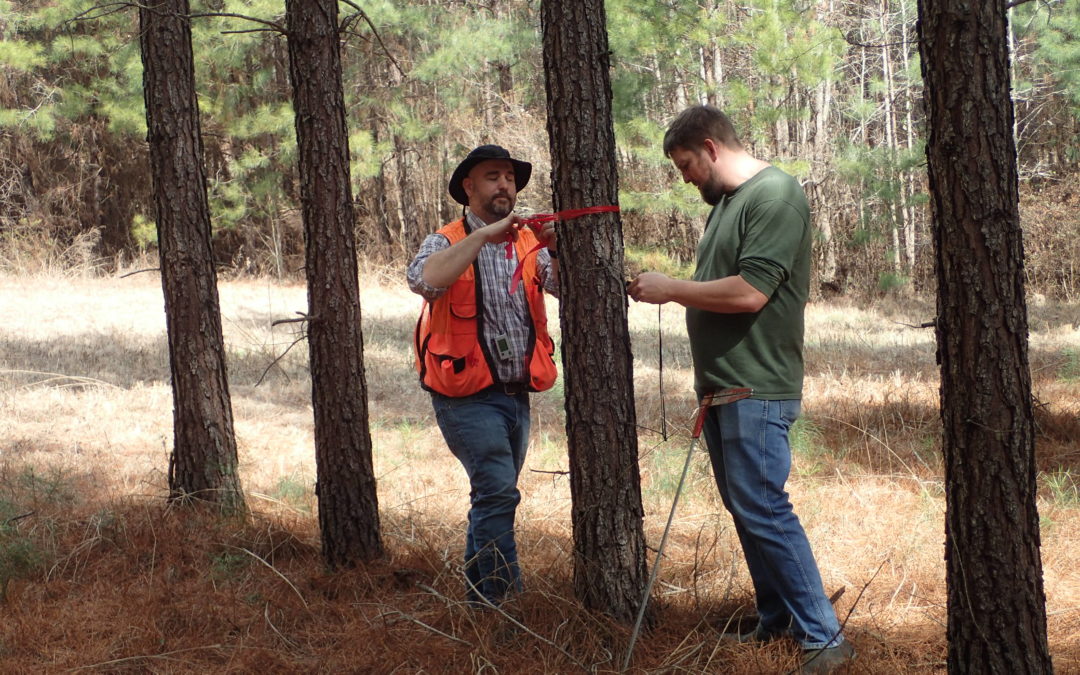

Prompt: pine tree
xmin=918 ymin=0 xmax=1053 ymax=669
xmin=139 ymin=0 xmax=244 ymax=513
xmin=541 ymin=0 xmax=647 ymax=622
xmin=285 ymin=0 xmax=383 ymax=566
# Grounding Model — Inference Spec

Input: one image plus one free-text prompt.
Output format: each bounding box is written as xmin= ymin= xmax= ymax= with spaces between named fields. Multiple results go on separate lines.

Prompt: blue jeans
xmin=703 ymin=398 xmax=844 ymax=649
xmin=431 ymin=388 xmax=530 ymax=604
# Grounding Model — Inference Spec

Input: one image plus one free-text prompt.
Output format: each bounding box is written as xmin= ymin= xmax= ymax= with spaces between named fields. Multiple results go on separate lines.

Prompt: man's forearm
xmin=421 ymin=232 xmax=487 ymax=288
xmin=667 ymin=275 xmax=768 ymax=313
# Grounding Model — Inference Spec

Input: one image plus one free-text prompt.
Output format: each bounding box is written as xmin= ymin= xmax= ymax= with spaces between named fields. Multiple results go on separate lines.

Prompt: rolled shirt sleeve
xmin=406 ymin=233 xmax=452 ymax=301
xmin=736 ymin=198 xmax=804 ymax=299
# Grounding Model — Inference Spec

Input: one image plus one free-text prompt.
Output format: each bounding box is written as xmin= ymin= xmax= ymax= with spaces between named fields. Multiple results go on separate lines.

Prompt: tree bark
xmin=540 ymin=0 xmax=648 ymax=622
xmin=139 ymin=0 xmax=244 ymax=513
xmin=899 ymin=0 xmax=918 ymax=276
xmin=285 ymin=0 xmax=383 ymax=566
xmin=917 ymin=0 xmax=1052 ymax=671
xmin=812 ymin=72 xmax=839 ymax=291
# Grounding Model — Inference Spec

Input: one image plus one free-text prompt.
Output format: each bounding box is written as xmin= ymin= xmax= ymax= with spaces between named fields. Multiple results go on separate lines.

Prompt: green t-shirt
xmin=685 ymin=166 xmax=811 ymax=400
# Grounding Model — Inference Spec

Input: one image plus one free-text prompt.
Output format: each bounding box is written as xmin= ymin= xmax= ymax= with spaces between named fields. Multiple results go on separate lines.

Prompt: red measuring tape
xmin=505 ymin=205 xmax=619 ymax=293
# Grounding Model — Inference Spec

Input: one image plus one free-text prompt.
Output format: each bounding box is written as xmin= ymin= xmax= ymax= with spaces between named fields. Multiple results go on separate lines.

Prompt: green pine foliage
xmin=1020 ymin=0 xmax=1080 ymax=108
xmin=0 ymin=0 xmax=1076 ymax=292
xmin=1015 ymin=0 xmax=1080 ymax=163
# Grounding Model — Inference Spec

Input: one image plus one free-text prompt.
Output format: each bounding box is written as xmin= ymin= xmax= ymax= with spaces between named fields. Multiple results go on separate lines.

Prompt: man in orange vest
xmin=407 ymin=145 xmax=559 ymax=605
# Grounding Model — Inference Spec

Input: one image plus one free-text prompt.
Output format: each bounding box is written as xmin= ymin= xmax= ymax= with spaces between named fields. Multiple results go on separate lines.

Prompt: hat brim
xmin=448 ymin=156 xmax=532 ymax=206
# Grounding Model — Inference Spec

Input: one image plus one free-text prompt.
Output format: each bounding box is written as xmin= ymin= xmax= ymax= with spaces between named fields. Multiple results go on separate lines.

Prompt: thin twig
xmin=220 ymin=28 xmax=278 ymax=35
xmin=892 ymin=319 xmax=936 ymax=329
xmin=338 ymin=0 xmax=405 ymax=78
xmin=815 ymin=413 xmax=931 ymax=477
xmin=271 ymin=311 xmax=316 ymax=327
xmin=248 ymin=492 xmax=309 ymax=516
xmin=1047 ymin=606 xmax=1080 ymax=617
xmin=119 ymin=262 xmax=229 ymax=279
xmin=3 ymin=511 xmax=34 ymax=527
xmin=118 ymin=267 xmax=160 ymax=278
xmin=187 ymin=11 xmax=285 ymax=34
xmin=255 ymin=333 xmax=305 ymax=387
xmin=68 ymin=644 xmax=227 ymax=672
xmin=375 ymin=609 xmax=473 ymax=647
xmin=785 ymin=561 xmax=885 ymax=675
xmin=223 ymin=545 xmax=310 ymax=611
xmin=64 ymin=1 xmax=135 ymax=26
xmin=636 ymin=423 xmax=675 ymax=437
xmin=657 ymin=619 xmax=708 ymax=670
xmin=2 ymin=369 xmax=118 ymax=391
xmin=264 ymin=603 xmax=300 ymax=649
xmin=843 ymin=32 xmax=916 ymax=49
xmin=829 ymin=587 xmax=846 ymax=605
xmin=416 ymin=583 xmax=589 ymax=670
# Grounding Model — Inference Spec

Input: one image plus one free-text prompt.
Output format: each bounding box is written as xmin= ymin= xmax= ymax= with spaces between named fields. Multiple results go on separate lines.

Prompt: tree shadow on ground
xmin=2 ymin=446 xmax=1075 ymax=674
xmin=804 ymin=395 xmax=1079 ymax=477
xmin=4 ymin=308 xmax=1077 ymax=474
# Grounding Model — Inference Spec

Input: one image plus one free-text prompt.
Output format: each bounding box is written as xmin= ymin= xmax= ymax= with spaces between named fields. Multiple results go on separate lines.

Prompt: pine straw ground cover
xmin=0 ymin=270 xmax=1078 ymax=674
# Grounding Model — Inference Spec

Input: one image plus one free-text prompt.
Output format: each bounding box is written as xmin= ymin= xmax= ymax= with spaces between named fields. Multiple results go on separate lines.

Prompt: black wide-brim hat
xmin=448 ymin=144 xmax=532 ymax=206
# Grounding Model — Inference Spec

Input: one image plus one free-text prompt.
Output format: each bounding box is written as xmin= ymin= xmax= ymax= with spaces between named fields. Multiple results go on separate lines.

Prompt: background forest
xmin=2 ymin=0 xmax=1079 ymax=296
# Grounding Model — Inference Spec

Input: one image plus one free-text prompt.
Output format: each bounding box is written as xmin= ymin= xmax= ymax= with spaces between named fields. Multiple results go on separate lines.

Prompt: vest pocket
xmin=448 ymin=301 xmax=477 ymax=326
xmin=528 ymin=332 xmax=558 ymax=391
xmin=423 ymin=332 xmax=493 ymax=395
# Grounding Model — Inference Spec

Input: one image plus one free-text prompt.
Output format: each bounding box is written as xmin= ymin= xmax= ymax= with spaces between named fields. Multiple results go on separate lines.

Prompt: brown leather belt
xmin=701 ymin=387 xmax=753 ymax=407
xmin=692 ymin=387 xmax=753 ymax=437
xmin=487 ymin=382 xmax=529 ymax=396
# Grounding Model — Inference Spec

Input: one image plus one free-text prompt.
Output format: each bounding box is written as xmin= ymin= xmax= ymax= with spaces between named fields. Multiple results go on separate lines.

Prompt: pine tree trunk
xmin=880 ymin=6 xmax=905 ymax=278
xmin=899 ymin=0 xmax=919 ymax=276
xmin=917 ymin=0 xmax=1052 ymax=671
xmin=139 ymin=0 xmax=244 ymax=513
xmin=285 ymin=0 xmax=383 ymax=566
xmin=540 ymin=0 xmax=647 ymax=622
xmin=395 ymin=134 xmax=421 ymax=251
xmin=812 ymin=69 xmax=838 ymax=290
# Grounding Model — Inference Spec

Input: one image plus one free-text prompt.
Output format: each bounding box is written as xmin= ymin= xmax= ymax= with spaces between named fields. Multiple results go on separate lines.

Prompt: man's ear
xmin=702 ymin=138 xmax=720 ymax=162
xmin=462 ymin=177 xmax=474 ymax=199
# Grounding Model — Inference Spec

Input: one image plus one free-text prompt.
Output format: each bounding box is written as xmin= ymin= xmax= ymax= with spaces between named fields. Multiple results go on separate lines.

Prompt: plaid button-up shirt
xmin=407 ymin=212 xmax=558 ymax=384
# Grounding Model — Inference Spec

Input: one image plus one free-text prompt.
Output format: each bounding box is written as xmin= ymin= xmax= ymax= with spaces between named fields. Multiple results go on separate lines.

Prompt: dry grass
xmin=1 ymin=268 xmax=1078 ymax=673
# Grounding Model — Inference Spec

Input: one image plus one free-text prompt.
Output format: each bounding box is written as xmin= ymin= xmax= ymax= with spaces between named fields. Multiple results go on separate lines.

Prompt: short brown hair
xmin=662 ymin=105 xmax=743 ymax=156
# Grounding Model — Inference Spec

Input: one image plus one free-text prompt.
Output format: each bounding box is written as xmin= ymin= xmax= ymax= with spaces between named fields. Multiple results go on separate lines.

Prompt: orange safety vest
xmin=414 ymin=218 xmax=557 ymax=397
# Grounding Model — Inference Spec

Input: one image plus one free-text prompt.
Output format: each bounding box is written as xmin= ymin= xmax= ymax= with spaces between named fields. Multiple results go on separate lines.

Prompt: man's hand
xmin=627 ymin=272 xmax=673 ymax=304
xmin=536 ymin=222 xmax=557 ymax=253
xmin=628 ymin=272 xmax=770 ymax=313
xmin=477 ymin=213 xmax=522 ymax=245
xmin=421 ymin=213 xmax=521 ymax=288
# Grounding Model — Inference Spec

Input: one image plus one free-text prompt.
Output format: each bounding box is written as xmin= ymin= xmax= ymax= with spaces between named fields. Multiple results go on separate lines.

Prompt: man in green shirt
xmin=628 ymin=105 xmax=854 ymax=673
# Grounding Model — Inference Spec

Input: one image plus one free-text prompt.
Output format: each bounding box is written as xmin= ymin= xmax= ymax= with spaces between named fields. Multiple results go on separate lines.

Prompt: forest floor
xmin=0 ymin=268 xmax=1078 ymax=674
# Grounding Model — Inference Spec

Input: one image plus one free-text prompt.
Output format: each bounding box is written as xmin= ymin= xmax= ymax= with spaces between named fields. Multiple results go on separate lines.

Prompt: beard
xmin=485 ymin=193 xmax=514 ymax=218
xmin=699 ymin=176 xmax=726 ymax=206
